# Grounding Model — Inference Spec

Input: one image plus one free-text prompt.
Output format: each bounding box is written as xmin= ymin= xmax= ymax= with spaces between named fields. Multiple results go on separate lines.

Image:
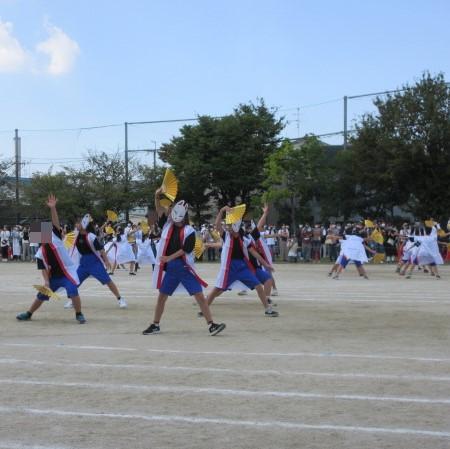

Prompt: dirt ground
xmin=0 ymin=261 xmax=449 ymax=449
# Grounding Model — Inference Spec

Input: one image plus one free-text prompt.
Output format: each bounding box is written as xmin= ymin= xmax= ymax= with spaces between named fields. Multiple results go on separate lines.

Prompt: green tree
xmin=134 ymin=164 xmax=166 ymax=209
xmin=64 ymin=151 xmax=138 ymax=221
xmin=159 ymin=100 xmax=284 ymax=222
xmin=350 ymin=72 xmax=450 ymax=219
xmin=22 ymin=172 xmax=82 ymax=223
xmin=159 ymin=116 xmax=217 ymax=223
xmin=263 ymin=136 xmax=331 ymax=227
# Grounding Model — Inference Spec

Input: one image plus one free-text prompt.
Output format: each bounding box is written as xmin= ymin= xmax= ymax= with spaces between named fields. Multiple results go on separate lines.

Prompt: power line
xmin=19 ymin=123 xmax=123 ymax=133
xmin=279 ymin=98 xmax=342 ymax=112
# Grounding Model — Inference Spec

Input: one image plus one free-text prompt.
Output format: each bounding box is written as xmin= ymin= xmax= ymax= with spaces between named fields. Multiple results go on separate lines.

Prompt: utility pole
xmin=124 ymin=122 xmax=129 ymax=222
xmin=14 ymin=129 xmax=21 ymax=223
xmin=343 ymin=96 xmax=348 ymax=150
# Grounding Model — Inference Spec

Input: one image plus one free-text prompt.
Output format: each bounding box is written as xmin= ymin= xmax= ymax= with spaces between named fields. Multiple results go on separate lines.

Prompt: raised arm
xmin=257 ymin=203 xmax=269 ymax=231
xmin=154 ymin=187 xmax=166 ymax=218
xmin=215 ymin=205 xmax=230 ymax=235
xmin=46 ymin=194 xmax=61 ymax=230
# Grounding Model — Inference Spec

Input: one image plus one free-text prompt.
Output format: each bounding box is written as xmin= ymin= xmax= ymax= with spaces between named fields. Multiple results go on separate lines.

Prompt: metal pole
xmin=153 ymin=142 xmax=156 ymax=169
xmin=124 ymin=122 xmax=129 ymax=222
xmin=14 ymin=129 xmax=21 ymax=222
xmin=343 ymin=96 xmax=348 ymax=150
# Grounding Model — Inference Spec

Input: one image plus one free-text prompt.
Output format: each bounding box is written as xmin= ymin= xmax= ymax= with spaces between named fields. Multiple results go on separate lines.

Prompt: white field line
xmin=0 ymin=444 xmax=75 ymax=449
xmin=0 ymin=378 xmax=449 ymax=405
xmin=1 ymin=358 xmax=450 ymax=383
xmin=0 ymin=406 xmax=448 ymax=438
xmin=48 ymin=294 xmax=450 ymax=304
xmin=3 ymin=342 xmax=450 ymax=363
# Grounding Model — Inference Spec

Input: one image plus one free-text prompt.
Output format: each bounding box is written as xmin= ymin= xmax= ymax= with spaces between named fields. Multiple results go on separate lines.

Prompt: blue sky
xmin=0 ymin=0 xmax=449 ymax=175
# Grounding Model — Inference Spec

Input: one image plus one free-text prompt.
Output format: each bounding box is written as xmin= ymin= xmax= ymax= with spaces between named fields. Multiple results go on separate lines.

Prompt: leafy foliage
xmin=159 ymin=100 xmax=284 ymax=222
xmin=350 ymin=72 xmax=450 ymax=220
xmin=263 ymin=136 xmax=331 ymax=226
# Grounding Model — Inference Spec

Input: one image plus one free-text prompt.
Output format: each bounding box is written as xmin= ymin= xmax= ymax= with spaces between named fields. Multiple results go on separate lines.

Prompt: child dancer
xmin=205 ymin=206 xmax=279 ymax=317
xmin=142 ymin=187 xmax=226 ymax=336
xmin=65 ymin=215 xmax=128 ymax=309
xmin=16 ymin=195 xmax=86 ymax=324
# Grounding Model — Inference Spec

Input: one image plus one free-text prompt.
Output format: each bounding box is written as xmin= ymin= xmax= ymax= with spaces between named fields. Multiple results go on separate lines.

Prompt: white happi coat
xmin=36 ymin=229 xmax=80 ymax=285
xmin=340 ymin=235 xmax=368 ymax=264
xmin=215 ymin=231 xmax=255 ymax=291
xmin=115 ymin=236 xmax=136 ymax=264
xmin=104 ymin=241 xmax=118 ymax=265
xmin=415 ymin=233 xmax=444 ymax=265
xmin=137 ymin=238 xmax=156 ymax=266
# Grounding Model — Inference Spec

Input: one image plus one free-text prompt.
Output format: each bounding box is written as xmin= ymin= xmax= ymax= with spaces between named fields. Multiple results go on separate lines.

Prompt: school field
xmin=0 ymin=262 xmax=449 ymax=449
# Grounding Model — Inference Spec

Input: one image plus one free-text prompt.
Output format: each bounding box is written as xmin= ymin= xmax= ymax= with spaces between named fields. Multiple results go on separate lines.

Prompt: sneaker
xmin=118 ymin=298 xmax=128 ymax=309
xmin=363 ymin=275 xmax=369 ymax=280
xmin=76 ymin=313 xmax=86 ymax=324
xmin=265 ymin=309 xmax=279 ymax=317
xmin=129 ymin=272 xmax=136 ymax=276
xmin=267 ymin=298 xmax=277 ymax=307
xmin=64 ymin=300 xmax=74 ymax=309
xmin=209 ymin=322 xmax=226 ymax=336
xmin=333 ymin=275 xmax=339 ymax=280
xmin=436 ymin=275 xmax=441 ymax=279
xmin=395 ymin=267 xmax=400 ymax=273
xmin=237 ymin=290 xmax=248 ymax=296
xmin=197 ymin=311 xmax=204 ymax=318
xmin=406 ymin=274 xmax=411 ymax=279
xmin=16 ymin=311 xmax=32 ymax=321
xmin=327 ymin=272 xmax=332 ymax=277
xmin=108 ymin=272 xmax=114 ymax=275
xmin=142 ymin=323 xmax=160 ymax=335
xmin=272 ymin=288 xmax=279 ymax=296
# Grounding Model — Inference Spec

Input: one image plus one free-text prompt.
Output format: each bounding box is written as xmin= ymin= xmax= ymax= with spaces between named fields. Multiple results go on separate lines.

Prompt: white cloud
xmin=0 ymin=19 xmax=27 ymax=72
xmin=36 ymin=23 xmax=80 ymax=75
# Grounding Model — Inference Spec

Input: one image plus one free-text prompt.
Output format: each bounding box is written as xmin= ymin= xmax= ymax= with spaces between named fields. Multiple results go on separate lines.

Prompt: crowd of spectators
xmin=198 ymin=220 xmax=450 ymax=263
xmin=2 ymin=219 xmax=449 ymax=264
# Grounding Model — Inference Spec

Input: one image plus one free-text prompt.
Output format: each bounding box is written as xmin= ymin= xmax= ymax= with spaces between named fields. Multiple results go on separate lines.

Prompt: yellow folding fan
xmin=161 ymin=169 xmax=178 ymax=202
xmin=33 ymin=285 xmax=61 ymax=300
xmin=104 ymin=225 xmax=115 ymax=235
xmin=159 ymin=198 xmax=173 ymax=209
xmin=424 ymin=219 xmax=435 ymax=228
xmin=63 ymin=231 xmax=76 ymax=249
xmin=364 ymin=219 xmax=374 ymax=228
xmin=106 ymin=210 xmax=118 ymax=222
xmin=370 ymin=229 xmax=384 ymax=245
xmin=140 ymin=220 xmax=149 ymax=234
xmin=194 ymin=236 xmax=205 ymax=259
xmin=225 ymin=204 xmax=246 ymax=225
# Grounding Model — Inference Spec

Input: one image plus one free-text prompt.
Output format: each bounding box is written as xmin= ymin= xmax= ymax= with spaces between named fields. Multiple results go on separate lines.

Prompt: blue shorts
xmin=339 ymin=256 xmax=362 ymax=268
xmin=255 ymin=267 xmax=272 ymax=284
xmin=37 ymin=276 xmax=79 ymax=301
xmin=77 ymin=254 xmax=111 ymax=286
xmin=222 ymin=259 xmax=261 ymax=290
xmin=159 ymin=259 xmax=203 ymax=296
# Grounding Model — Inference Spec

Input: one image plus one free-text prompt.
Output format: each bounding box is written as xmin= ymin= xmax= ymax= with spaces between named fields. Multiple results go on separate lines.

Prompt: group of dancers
xmin=16 ymin=187 xmax=280 ymax=336
xmin=14 ymin=181 xmax=447 ymax=334
xmin=326 ymin=221 xmax=447 ymax=280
